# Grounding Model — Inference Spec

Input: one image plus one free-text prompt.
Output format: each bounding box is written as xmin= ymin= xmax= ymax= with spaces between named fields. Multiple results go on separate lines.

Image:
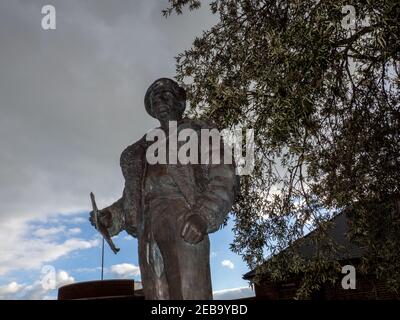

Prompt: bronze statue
xmin=89 ymin=78 xmax=238 ymax=299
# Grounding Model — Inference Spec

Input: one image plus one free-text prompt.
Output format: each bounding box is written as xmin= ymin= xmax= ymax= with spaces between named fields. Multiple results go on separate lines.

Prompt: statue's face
xmin=150 ymin=89 xmax=182 ymax=121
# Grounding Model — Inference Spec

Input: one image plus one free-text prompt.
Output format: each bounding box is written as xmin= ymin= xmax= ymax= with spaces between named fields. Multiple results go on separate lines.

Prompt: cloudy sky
xmin=0 ymin=0 xmax=254 ymax=300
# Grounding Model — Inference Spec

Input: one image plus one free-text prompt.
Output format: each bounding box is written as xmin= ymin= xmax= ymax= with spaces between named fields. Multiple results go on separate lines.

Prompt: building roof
xmin=243 ymin=211 xmax=366 ymax=280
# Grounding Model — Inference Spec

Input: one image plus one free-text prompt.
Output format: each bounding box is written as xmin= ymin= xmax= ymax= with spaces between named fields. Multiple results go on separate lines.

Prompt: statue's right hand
xmin=89 ymin=209 xmax=112 ymax=229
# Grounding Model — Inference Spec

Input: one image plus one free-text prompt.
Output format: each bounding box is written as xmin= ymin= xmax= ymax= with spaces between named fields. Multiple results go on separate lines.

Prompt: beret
xmin=144 ymin=78 xmax=186 ymax=118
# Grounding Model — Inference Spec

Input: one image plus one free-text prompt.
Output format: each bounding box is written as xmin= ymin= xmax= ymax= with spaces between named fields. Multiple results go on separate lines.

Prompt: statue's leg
xmin=138 ymin=238 xmax=170 ymax=300
xmin=146 ymin=234 xmax=213 ymax=300
xmin=157 ymin=220 xmax=213 ymax=299
xmin=177 ymin=235 xmax=213 ymax=300
xmin=152 ymin=210 xmax=184 ymax=299
xmin=151 ymin=199 xmax=212 ymax=300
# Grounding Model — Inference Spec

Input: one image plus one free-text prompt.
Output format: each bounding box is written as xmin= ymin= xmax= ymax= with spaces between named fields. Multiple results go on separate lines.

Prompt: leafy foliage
xmin=165 ymin=0 xmax=400 ymax=298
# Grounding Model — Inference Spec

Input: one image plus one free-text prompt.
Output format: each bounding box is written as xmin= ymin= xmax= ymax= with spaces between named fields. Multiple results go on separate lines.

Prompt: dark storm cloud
xmin=0 ymin=0 xmax=216 ymax=274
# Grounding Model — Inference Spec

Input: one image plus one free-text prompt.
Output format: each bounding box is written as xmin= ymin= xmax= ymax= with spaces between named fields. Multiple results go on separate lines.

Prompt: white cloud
xmin=0 ymin=217 xmax=99 ymax=276
xmin=221 ymin=260 xmax=235 ymax=269
xmin=74 ymin=267 xmax=102 ymax=273
xmin=124 ymin=235 xmax=134 ymax=241
xmin=0 ymin=0 xmax=216 ymax=279
xmin=21 ymin=270 xmax=75 ymax=300
xmin=213 ymin=286 xmax=255 ymax=300
xmin=0 ymin=282 xmax=25 ymax=299
xmin=57 ymin=270 xmax=75 ymax=285
xmin=110 ymin=263 xmax=141 ymax=279
xmin=69 ymin=217 xmax=87 ymax=224
xmin=68 ymin=227 xmax=81 ymax=235
xmin=32 ymin=213 xmax=88 ymax=227
xmin=0 ymin=270 xmax=75 ymax=300
xmin=32 ymin=226 xmax=81 ymax=238
xmin=33 ymin=226 xmax=65 ymax=238
xmin=0 ymin=0 xmax=216 ymax=227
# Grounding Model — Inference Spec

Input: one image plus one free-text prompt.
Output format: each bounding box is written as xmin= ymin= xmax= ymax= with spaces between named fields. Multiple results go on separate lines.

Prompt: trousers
xmin=138 ymin=197 xmax=212 ymax=299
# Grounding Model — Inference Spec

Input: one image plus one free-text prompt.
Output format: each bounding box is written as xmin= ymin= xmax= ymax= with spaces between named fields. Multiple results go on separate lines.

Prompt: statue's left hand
xmin=181 ymin=214 xmax=207 ymax=244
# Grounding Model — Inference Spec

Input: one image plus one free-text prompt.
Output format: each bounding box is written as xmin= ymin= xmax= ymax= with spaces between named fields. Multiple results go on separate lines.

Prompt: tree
xmin=164 ymin=0 xmax=400 ymax=298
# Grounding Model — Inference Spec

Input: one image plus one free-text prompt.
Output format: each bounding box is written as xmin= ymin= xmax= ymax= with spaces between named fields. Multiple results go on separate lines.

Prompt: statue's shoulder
xmin=120 ymin=135 xmax=147 ymax=170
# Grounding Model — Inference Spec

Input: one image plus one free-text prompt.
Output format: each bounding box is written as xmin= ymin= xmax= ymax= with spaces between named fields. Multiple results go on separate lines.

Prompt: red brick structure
xmin=58 ymin=279 xmax=144 ymax=300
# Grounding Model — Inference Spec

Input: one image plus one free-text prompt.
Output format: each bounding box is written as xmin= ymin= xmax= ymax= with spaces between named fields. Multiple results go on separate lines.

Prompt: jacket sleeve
xmin=192 ymin=126 xmax=239 ymax=233
xmin=102 ymin=144 xmax=141 ymax=238
xmin=102 ymin=194 xmax=125 ymax=237
xmin=102 ymin=185 xmax=137 ymax=237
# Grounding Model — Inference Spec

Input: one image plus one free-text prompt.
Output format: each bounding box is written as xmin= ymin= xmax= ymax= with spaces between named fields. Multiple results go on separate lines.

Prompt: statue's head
xmin=144 ymin=78 xmax=186 ymax=121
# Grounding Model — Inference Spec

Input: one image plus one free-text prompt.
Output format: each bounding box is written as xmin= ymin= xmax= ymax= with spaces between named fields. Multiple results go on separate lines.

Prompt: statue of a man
xmin=90 ymin=78 xmax=238 ymax=299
